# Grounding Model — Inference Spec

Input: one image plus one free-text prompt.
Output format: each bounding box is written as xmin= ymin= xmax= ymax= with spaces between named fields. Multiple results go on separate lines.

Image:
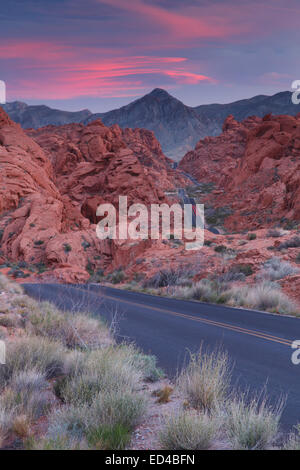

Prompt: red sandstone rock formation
xmin=179 ymin=114 xmax=300 ymax=231
xmin=0 ymin=107 xmax=186 ymax=282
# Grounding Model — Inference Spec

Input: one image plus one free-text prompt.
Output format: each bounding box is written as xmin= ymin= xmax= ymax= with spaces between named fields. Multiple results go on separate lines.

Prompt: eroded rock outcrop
xmin=0 ymin=108 xmax=185 ymax=282
xmin=179 ymin=114 xmax=300 ymax=231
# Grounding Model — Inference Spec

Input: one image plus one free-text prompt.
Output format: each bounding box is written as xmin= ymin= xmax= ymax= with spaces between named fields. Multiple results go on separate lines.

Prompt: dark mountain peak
xmin=148 ymin=88 xmax=175 ymax=101
xmin=149 ymin=88 xmax=170 ymax=96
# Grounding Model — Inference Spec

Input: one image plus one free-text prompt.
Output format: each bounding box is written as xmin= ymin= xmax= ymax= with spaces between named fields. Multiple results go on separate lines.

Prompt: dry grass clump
xmin=266 ymin=228 xmax=284 ymax=238
xmin=278 ymin=236 xmax=300 ymax=250
xmin=225 ymin=395 xmax=283 ymax=449
xmin=174 ymin=279 xmax=230 ymax=305
xmin=153 ymin=386 xmax=173 ymax=404
xmin=58 ymin=345 xmax=150 ymax=406
xmin=258 ymin=257 xmax=299 ymax=281
xmin=228 ymin=283 xmax=298 ymax=315
xmin=0 ymin=336 xmax=68 ymax=387
xmin=159 ymin=411 xmax=218 ymax=450
xmin=161 ymin=345 xmax=285 ymax=450
xmin=26 ymin=301 xmax=111 ymax=350
xmin=0 ymin=274 xmax=162 ymax=450
xmin=177 ymin=348 xmax=231 ymax=412
xmin=40 ymin=363 xmax=146 ymax=449
xmin=172 ymin=276 xmax=298 ymax=315
xmin=0 ymin=406 xmax=14 ymax=447
xmin=283 ymin=424 xmax=300 ymax=450
xmin=0 ymin=274 xmax=23 ymax=295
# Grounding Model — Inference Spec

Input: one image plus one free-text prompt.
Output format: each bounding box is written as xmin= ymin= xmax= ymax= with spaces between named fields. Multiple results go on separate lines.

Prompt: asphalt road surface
xmin=23 ymin=283 xmax=300 ymax=430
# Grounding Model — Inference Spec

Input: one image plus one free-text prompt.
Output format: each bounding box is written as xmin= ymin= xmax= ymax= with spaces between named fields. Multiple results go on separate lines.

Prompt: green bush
xmin=247 ymin=233 xmax=257 ymax=241
xmin=63 ymin=243 xmax=72 ymax=253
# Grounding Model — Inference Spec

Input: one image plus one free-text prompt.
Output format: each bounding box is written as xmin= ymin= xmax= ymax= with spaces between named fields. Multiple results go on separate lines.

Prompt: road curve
xmin=23 ymin=283 xmax=300 ymax=430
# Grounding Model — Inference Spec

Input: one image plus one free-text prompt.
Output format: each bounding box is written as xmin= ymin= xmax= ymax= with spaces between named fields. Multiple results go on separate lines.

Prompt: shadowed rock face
xmin=84 ymin=88 xmax=213 ymax=161
xmin=180 ymin=113 xmax=300 ymax=231
xmin=0 ymin=107 xmax=186 ymax=282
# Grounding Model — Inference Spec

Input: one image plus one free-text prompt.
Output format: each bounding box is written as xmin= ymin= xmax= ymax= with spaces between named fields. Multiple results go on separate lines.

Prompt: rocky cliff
xmin=0 ymin=107 xmax=185 ymax=282
xmin=180 ymin=113 xmax=300 ymax=231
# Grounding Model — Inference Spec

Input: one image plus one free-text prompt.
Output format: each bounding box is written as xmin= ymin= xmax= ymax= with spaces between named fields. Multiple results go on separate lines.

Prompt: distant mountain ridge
xmin=2 ymin=101 xmax=92 ymax=129
xmin=3 ymin=89 xmax=299 ymax=161
xmin=85 ymin=88 xmax=215 ymax=161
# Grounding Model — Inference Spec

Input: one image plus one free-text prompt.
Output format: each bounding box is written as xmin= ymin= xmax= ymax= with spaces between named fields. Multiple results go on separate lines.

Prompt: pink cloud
xmin=164 ymin=71 xmax=216 ymax=85
xmin=4 ymin=42 xmax=215 ymax=100
xmin=99 ymin=0 xmax=245 ymax=41
xmin=0 ymin=41 xmax=72 ymax=61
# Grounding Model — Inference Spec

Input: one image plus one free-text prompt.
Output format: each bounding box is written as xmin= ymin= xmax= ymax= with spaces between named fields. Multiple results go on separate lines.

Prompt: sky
xmin=0 ymin=0 xmax=300 ymax=112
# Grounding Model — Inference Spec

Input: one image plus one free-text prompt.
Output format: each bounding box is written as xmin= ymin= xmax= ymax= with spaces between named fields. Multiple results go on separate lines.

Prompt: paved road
xmin=23 ymin=283 xmax=300 ymax=430
xmin=178 ymin=187 xmax=202 ymax=229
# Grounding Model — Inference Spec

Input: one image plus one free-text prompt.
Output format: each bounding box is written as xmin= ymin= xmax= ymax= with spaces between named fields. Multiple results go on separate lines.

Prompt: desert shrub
xmin=35 ymin=262 xmax=47 ymax=274
xmin=233 ymin=264 xmax=253 ymax=277
xmin=175 ymin=279 xmax=230 ymax=305
xmin=12 ymin=414 xmax=31 ymax=439
xmin=34 ymin=240 xmax=44 ymax=246
xmin=88 ymin=269 xmax=104 ymax=283
xmin=228 ymin=283 xmax=298 ymax=315
xmin=205 ymin=206 xmax=232 ymax=226
xmin=281 ymin=219 xmax=299 ymax=230
xmin=214 ymin=245 xmax=227 ymax=254
xmin=109 ymin=269 xmax=125 ymax=284
xmin=81 ymin=240 xmax=91 ymax=251
xmin=267 ymin=229 xmax=283 ymax=238
xmin=132 ymin=272 xmax=145 ymax=283
xmin=178 ymin=348 xmax=231 ymax=412
xmin=144 ymin=269 xmax=181 ymax=288
xmin=46 ymin=391 xmax=145 ymax=450
xmin=215 ymin=245 xmax=227 ymax=253
xmin=10 ymin=369 xmax=48 ymax=396
xmin=0 ymin=274 xmax=23 ymax=295
xmin=160 ymin=412 xmax=218 ymax=450
xmin=258 ymin=257 xmax=299 ymax=281
xmin=26 ymin=302 xmax=110 ymax=350
xmin=0 ymin=337 xmax=67 ymax=386
xmin=0 ymin=386 xmax=51 ymax=421
xmin=226 ymin=395 xmax=282 ymax=449
xmin=0 ymin=406 xmax=14 ymax=446
xmin=278 ymin=236 xmax=300 ymax=250
xmin=47 ymin=404 xmax=89 ymax=442
xmin=59 ymin=345 xmax=146 ymax=405
xmin=63 ymin=243 xmax=72 ymax=253
xmin=87 ymin=423 xmax=131 ymax=450
xmin=7 ymin=268 xmax=29 ymax=279
xmin=131 ymin=353 xmax=164 ymax=382
xmin=88 ymin=390 xmax=145 ymax=431
xmin=283 ymin=424 xmax=300 ymax=450
xmin=26 ymin=435 xmax=86 ymax=450
xmin=0 ymin=314 xmax=21 ymax=328
xmin=247 ymin=233 xmax=257 ymax=241
xmin=296 ymin=253 xmax=300 ymax=264
xmin=217 ymin=271 xmax=246 ymax=283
